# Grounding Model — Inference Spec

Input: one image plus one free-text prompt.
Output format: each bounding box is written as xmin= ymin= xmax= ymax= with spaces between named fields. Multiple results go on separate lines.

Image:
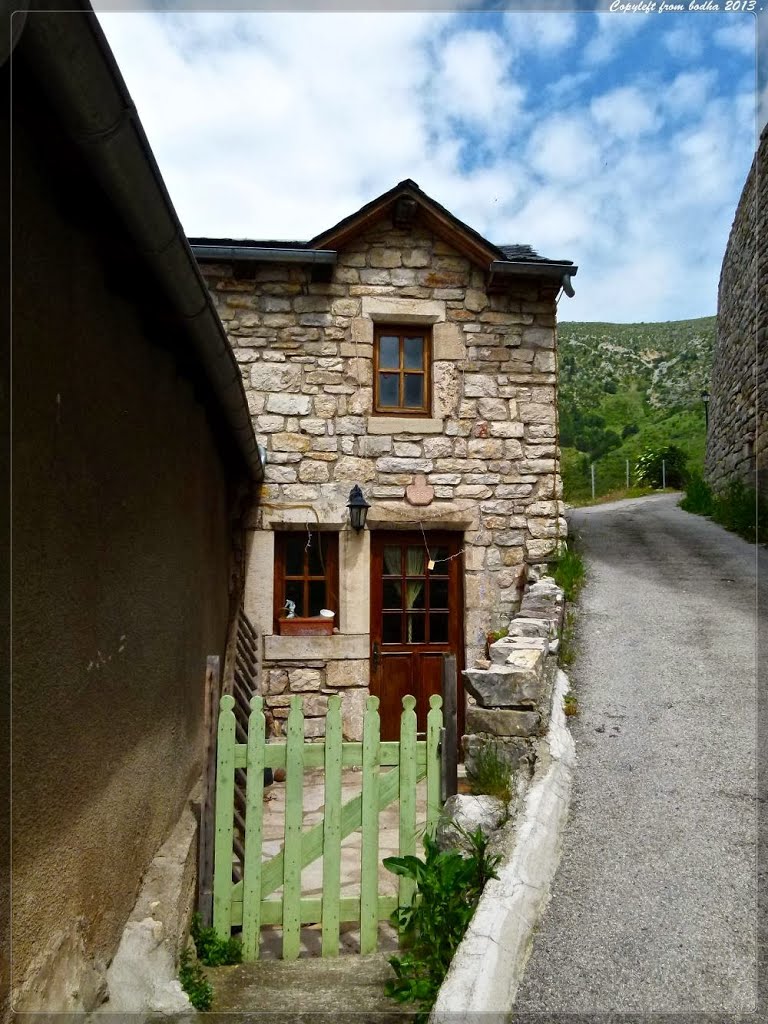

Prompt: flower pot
xmin=277 ymin=617 xmax=335 ymax=637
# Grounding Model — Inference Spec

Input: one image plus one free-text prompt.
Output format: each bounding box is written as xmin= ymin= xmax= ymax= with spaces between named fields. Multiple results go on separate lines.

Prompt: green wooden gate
xmin=212 ymin=691 xmax=443 ymax=959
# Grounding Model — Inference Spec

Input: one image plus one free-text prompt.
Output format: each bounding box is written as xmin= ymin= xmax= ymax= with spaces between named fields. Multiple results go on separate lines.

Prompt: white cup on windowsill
xmin=319 ymin=609 xmax=335 ymax=619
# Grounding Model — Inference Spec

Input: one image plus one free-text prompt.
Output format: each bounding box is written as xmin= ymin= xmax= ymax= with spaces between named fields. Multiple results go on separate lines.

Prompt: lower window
xmin=273 ymin=530 xmax=339 ymax=628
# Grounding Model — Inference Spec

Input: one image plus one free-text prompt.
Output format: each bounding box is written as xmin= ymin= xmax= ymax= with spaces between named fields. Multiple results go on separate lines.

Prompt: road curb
xmin=431 ymin=668 xmax=576 ymax=1022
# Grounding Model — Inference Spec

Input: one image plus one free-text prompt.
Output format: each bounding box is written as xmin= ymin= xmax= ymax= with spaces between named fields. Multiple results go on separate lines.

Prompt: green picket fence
xmin=212 ymin=691 xmax=443 ymax=959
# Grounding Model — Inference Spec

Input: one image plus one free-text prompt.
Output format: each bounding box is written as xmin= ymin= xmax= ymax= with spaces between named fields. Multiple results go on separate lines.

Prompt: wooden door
xmin=370 ymin=531 xmax=464 ymax=742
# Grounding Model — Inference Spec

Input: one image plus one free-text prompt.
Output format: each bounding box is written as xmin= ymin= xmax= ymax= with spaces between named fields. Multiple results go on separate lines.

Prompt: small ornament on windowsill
xmin=283 ymin=599 xmax=296 ymax=619
xmin=406 ymin=473 xmax=434 ymax=507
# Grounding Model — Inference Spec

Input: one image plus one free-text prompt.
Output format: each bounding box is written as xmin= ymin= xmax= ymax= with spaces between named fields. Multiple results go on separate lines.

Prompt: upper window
xmin=373 ymin=325 xmax=431 ymax=416
xmin=273 ymin=530 xmax=339 ymax=627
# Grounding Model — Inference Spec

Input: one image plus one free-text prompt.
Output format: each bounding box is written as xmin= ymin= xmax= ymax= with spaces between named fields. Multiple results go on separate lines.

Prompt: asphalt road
xmin=513 ymin=493 xmax=763 ymax=1019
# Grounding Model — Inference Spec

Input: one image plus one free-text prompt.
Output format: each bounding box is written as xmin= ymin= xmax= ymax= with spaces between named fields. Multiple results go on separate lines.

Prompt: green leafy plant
xmin=680 ymin=475 xmax=767 ymax=544
xmin=551 ymin=544 xmax=586 ymax=602
xmin=466 ymin=741 xmax=514 ymax=804
xmin=485 ymin=627 xmax=508 ymax=658
xmin=634 ymin=444 xmax=688 ymax=489
xmin=558 ymin=610 xmax=577 ymax=668
xmin=679 ymin=472 xmax=714 ymax=515
xmin=384 ymin=829 xmax=501 ymax=1021
xmin=563 ymin=691 xmax=579 ymax=717
xmin=179 ymin=947 xmax=214 ymax=1011
xmin=190 ymin=912 xmax=243 ymax=967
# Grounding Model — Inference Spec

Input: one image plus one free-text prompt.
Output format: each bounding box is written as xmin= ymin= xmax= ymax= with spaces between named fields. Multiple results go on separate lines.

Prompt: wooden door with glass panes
xmin=370 ymin=531 xmax=464 ymax=742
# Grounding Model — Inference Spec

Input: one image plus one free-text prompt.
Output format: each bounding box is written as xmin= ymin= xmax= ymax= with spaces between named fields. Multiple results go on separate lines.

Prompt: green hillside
xmin=558 ymin=317 xmax=715 ymax=503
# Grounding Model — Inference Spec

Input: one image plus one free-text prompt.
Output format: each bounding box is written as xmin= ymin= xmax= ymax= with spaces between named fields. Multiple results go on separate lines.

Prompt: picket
xmin=212 ymin=690 xmax=443 ymax=960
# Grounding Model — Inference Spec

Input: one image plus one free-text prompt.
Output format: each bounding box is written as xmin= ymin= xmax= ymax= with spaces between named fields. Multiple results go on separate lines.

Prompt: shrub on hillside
xmin=634 ymin=445 xmax=688 ymax=488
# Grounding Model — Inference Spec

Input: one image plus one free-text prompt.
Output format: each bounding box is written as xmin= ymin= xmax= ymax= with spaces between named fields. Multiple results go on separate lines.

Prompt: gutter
xmin=191 ymin=245 xmax=336 ymax=265
xmin=17 ymin=2 xmax=262 ymax=481
xmin=489 ymin=259 xmax=578 ymax=297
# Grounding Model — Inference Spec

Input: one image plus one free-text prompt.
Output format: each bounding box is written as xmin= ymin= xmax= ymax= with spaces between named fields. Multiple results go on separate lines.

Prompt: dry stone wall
xmin=706 ymin=126 xmax=767 ymax=497
xmin=200 ymin=215 xmax=566 ymax=735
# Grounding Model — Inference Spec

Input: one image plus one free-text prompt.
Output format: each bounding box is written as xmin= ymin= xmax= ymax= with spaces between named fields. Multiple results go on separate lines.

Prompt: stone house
xmin=192 ymin=181 xmax=577 ymax=744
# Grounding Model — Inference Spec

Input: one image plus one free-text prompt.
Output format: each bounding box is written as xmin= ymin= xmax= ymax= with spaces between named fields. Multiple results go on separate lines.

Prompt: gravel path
xmin=513 ymin=493 xmax=762 ymax=1018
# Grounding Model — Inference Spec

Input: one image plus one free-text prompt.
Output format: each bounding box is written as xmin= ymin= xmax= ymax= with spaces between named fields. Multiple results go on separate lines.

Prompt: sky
xmin=95 ymin=4 xmax=764 ymax=323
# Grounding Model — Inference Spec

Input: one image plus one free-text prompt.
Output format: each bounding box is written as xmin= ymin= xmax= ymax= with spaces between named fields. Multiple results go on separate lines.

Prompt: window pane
xmin=404 ymin=374 xmax=424 ymax=408
xmin=379 ymin=336 xmax=399 ymax=368
xmin=383 ymin=546 xmax=401 ymax=575
xmin=430 ymin=579 xmax=449 ymax=609
xmin=404 ymin=336 xmax=424 ymax=369
xmin=307 ymin=536 xmax=325 ymax=576
xmin=430 ymin=613 xmax=449 ymax=643
xmin=383 ymin=580 xmax=402 ymax=609
xmin=308 ymin=580 xmax=326 ymax=617
xmin=383 ymin=614 xmax=402 ymax=644
xmin=405 ymin=547 xmax=425 ymax=575
xmin=430 ymin=546 xmax=449 ymax=570
xmin=284 ymin=579 xmax=303 ymax=614
xmin=378 ymin=373 xmax=399 ymax=406
xmin=406 ymin=613 xmax=425 ymax=643
xmin=285 ymin=540 xmax=303 ymax=577
xmin=406 ymin=580 xmax=425 ymax=609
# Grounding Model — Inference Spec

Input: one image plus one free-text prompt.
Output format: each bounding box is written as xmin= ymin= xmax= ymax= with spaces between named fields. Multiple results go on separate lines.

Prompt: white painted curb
xmin=431 ymin=668 xmax=576 ymax=1022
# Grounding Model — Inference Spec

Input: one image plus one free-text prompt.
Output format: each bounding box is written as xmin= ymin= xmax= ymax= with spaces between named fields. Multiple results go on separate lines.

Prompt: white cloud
xmin=527 ymin=116 xmax=603 ymax=183
xmin=95 ymin=8 xmax=756 ymax=323
xmin=661 ymin=70 xmax=718 ymax=118
xmin=503 ymin=12 xmax=579 ymax=53
xmin=662 ymin=26 xmax=703 ymax=61
xmin=581 ymin=12 xmax=647 ymax=66
xmin=713 ymin=21 xmax=756 ymax=57
xmin=591 ymin=86 xmax=658 ymax=139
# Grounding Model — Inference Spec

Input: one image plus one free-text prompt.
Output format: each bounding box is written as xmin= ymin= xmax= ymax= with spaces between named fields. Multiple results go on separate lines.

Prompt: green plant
xmin=384 ymin=829 xmax=501 ymax=1021
xmin=485 ymin=627 xmax=508 ymax=658
xmin=634 ymin=444 xmax=688 ymax=489
xmin=179 ymin=947 xmax=214 ymax=1011
xmin=466 ymin=742 xmax=514 ymax=804
xmin=563 ymin=691 xmax=579 ymax=717
xmin=190 ymin=913 xmax=242 ymax=967
xmin=558 ymin=610 xmax=576 ymax=668
xmin=679 ymin=472 xmax=714 ymax=515
xmin=551 ymin=544 xmax=586 ymax=602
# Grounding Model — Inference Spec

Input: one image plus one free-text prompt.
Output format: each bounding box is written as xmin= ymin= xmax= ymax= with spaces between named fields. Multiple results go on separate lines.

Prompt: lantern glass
xmin=347 ymin=485 xmax=370 ymax=533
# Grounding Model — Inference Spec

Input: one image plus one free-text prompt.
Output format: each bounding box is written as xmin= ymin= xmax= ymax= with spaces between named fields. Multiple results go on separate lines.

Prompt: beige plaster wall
xmin=9 ymin=70 xmax=242 ymax=1010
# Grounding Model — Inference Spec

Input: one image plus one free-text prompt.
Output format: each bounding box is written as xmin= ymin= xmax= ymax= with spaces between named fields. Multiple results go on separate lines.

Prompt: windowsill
xmin=367 ymin=416 xmax=443 ymax=435
xmin=263 ymin=633 xmax=369 ymax=662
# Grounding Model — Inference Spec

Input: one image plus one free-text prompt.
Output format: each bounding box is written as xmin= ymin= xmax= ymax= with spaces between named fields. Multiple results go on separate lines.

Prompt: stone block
xmin=433 ymin=321 xmax=466 ymax=360
xmin=462 ymin=649 xmax=546 ymax=707
xmin=436 ymin=794 xmax=506 ymax=852
xmin=518 ymin=581 xmax=563 ymax=619
xmin=299 ymin=461 xmax=330 ymax=483
xmin=466 ymin=708 xmax=541 ymax=737
xmin=341 ymin=687 xmax=370 ymax=741
xmin=462 ymin=733 xmax=533 ymax=776
xmin=488 ymin=635 xmax=548 ymax=665
xmin=325 ymin=659 xmax=369 ymax=688
xmin=288 ymin=668 xmax=323 ymax=692
xmin=367 ymin=416 xmax=443 ymax=434
xmin=266 ymin=394 xmax=312 ymax=416
xmin=334 ymin=456 xmax=376 ymax=482
xmin=251 ymin=364 xmax=301 ymax=391
xmin=463 ymin=374 xmax=498 ymax=398
xmin=304 ymin=717 xmax=326 ymax=739
xmin=507 ymin=617 xmax=555 ymax=639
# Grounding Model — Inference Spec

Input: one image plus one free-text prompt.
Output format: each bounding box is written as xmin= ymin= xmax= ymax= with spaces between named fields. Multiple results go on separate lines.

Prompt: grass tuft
xmin=467 ymin=742 xmax=514 ymax=804
xmin=552 ymin=544 xmax=586 ymax=603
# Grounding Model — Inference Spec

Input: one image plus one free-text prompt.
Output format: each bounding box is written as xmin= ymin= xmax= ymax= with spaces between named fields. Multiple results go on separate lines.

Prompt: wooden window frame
xmin=273 ymin=531 xmax=339 ymax=630
xmin=373 ymin=325 xmax=431 ymax=417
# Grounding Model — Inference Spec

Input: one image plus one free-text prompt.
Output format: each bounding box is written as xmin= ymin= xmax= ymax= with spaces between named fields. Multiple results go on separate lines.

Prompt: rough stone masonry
xmin=195 ymin=186 xmax=573 ymax=738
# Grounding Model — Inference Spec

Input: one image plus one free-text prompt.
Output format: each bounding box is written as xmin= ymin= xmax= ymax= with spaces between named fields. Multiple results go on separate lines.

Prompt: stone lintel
xmin=361 ymin=297 xmax=445 ymax=322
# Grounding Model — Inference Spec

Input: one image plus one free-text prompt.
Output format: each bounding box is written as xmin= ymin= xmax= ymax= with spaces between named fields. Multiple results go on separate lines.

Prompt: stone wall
xmin=201 ymin=214 xmax=566 ymax=736
xmin=705 ymin=126 xmax=767 ymax=497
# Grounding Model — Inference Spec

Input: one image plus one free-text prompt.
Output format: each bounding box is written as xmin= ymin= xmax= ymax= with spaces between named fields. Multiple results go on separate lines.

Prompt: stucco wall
xmin=200 ymin=213 xmax=565 ymax=737
xmin=705 ymin=126 xmax=767 ymax=497
xmin=9 ymin=70 xmax=241 ymax=1010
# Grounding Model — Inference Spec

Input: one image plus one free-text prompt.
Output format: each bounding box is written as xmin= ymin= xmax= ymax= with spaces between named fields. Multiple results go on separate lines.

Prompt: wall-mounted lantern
xmin=346 ymin=484 xmax=370 ymax=533
xmin=702 ymin=389 xmax=710 ymax=429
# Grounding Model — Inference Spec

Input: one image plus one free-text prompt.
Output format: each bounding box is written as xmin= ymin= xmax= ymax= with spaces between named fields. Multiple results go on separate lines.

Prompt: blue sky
xmin=95 ymin=5 xmax=763 ymax=323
